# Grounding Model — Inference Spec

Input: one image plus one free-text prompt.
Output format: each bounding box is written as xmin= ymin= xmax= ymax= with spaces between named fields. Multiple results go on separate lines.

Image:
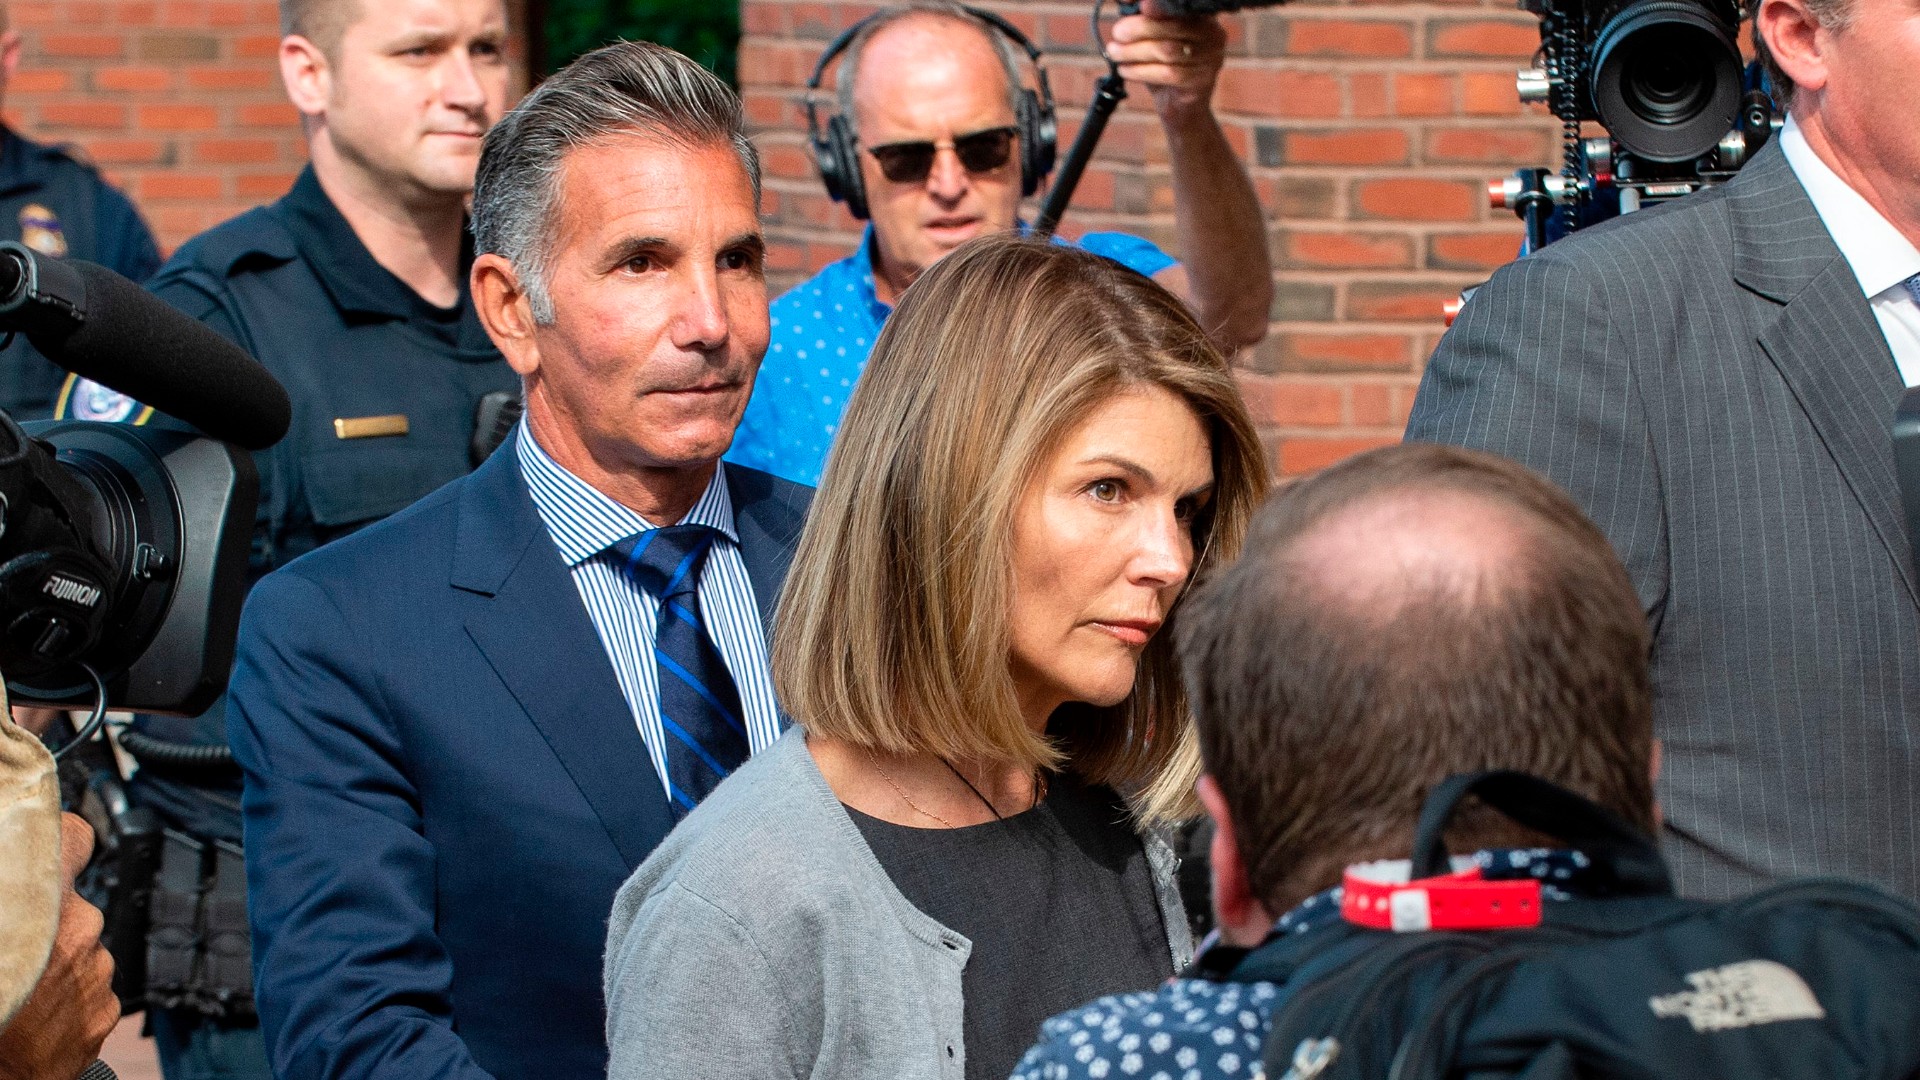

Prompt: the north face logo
xmin=1648 ymin=960 xmax=1827 ymax=1032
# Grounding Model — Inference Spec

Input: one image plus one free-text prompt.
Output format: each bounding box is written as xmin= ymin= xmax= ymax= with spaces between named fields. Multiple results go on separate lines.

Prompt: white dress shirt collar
xmin=1779 ymin=115 xmax=1920 ymax=301
xmin=514 ymin=418 xmax=738 ymax=568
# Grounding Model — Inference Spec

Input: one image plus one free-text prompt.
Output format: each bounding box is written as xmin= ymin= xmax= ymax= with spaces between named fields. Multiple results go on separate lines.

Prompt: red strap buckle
xmin=1341 ymin=863 xmax=1542 ymax=932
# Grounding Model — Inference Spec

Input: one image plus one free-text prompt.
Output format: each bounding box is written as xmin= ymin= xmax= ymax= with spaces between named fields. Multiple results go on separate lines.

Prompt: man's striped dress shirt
xmin=516 ymin=423 xmax=784 ymax=800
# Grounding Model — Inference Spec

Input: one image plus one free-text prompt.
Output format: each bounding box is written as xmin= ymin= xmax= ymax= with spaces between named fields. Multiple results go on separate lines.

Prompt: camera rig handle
xmin=1491 ymin=168 xmax=1578 ymax=257
xmin=1510 ymin=168 xmax=1558 ymax=257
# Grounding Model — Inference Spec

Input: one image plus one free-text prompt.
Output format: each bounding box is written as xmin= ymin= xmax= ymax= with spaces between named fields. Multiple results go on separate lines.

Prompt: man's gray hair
xmin=834 ymin=2 xmax=1024 ymax=138
xmin=471 ymin=41 xmax=761 ymax=324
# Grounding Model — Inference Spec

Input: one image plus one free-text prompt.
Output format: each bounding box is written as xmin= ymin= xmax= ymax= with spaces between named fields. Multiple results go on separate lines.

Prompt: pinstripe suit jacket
xmin=1406 ymin=141 xmax=1920 ymax=900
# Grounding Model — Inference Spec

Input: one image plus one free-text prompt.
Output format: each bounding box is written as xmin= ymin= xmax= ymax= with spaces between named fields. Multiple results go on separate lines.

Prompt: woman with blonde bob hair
xmin=604 ymin=234 xmax=1269 ymax=1080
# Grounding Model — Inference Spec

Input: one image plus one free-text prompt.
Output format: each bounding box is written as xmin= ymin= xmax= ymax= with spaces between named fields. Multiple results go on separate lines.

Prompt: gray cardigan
xmin=603 ymin=727 xmax=1193 ymax=1080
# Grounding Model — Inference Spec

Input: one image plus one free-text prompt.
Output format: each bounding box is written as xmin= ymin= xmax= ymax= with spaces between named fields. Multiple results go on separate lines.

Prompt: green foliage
xmin=540 ymin=0 xmax=739 ymax=82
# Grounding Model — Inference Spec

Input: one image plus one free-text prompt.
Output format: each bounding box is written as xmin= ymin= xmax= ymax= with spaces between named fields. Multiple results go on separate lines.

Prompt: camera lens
xmin=1623 ymin=37 xmax=1712 ymax=121
xmin=1590 ymin=0 xmax=1741 ymax=163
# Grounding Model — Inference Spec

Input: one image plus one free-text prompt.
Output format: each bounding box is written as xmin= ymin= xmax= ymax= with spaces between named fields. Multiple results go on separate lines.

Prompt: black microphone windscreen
xmin=31 ymin=262 xmax=292 ymax=450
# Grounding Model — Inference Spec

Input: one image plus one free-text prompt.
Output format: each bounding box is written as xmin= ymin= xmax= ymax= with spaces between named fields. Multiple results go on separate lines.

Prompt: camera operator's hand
xmin=0 ymin=814 xmax=119 ymax=1080
xmin=1099 ymin=0 xmax=1272 ymax=355
xmin=1105 ymin=0 xmax=1228 ymax=120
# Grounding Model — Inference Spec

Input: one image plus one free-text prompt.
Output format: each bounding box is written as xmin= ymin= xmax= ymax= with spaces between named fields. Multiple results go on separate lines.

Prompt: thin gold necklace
xmin=868 ymin=746 xmax=958 ymax=827
xmin=865 ymin=747 xmax=1043 ymax=827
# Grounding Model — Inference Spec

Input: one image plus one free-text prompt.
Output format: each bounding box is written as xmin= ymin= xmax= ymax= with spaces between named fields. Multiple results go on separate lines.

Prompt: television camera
xmin=0 ymin=242 xmax=286 ymax=723
xmin=0 ymin=242 xmax=288 ymax=1022
xmin=1489 ymin=0 xmax=1779 ymax=256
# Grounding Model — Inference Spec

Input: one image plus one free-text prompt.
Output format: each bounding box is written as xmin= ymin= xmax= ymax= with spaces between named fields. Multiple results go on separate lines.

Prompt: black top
xmin=0 ymin=127 xmax=161 ymax=278
xmin=850 ymin=776 xmax=1172 ymax=1080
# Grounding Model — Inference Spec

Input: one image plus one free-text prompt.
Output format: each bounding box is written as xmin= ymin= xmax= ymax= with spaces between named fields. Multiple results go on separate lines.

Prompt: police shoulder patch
xmin=18 ymin=203 xmax=68 ymax=258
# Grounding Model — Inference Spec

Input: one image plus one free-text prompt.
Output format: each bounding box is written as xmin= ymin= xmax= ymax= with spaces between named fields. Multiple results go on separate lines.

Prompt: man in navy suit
xmin=225 ymin=42 xmax=808 ymax=1080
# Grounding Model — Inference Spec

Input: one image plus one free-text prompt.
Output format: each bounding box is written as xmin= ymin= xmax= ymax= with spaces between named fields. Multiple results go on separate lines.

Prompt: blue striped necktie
xmin=1906 ymin=273 xmax=1920 ymax=307
xmin=612 ymin=525 xmax=749 ymax=817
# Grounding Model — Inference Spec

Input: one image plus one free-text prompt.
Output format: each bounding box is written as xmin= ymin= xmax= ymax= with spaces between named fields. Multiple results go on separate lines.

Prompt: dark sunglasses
xmin=864 ymin=126 xmax=1020 ymax=184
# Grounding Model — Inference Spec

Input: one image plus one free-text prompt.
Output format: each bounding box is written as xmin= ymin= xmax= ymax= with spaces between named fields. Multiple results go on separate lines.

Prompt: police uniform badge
xmin=17 ymin=204 xmax=69 ymax=258
xmin=63 ymin=376 xmax=144 ymax=424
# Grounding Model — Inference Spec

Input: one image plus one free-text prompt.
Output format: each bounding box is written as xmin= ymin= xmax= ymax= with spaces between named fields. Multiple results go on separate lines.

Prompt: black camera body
xmin=1489 ymin=0 xmax=1777 ymax=254
xmin=0 ymin=418 xmax=256 ymax=715
xmin=1532 ymin=0 xmax=1748 ymax=165
xmin=0 ymin=241 xmax=284 ymax=716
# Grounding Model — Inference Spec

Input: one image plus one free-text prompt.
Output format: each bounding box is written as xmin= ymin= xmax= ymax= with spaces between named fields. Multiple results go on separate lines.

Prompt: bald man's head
xmin=834 ymin=4 xmax=1023 ymax=141
xmin=1178 ymin=444 xmax=1655 ymax=915
xmin=1281 ymin=486 xmax=1544 ymax=632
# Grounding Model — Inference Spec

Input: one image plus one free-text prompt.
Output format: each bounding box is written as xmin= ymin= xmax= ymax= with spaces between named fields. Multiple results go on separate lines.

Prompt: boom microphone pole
xmin=1033 ymin=0 xmax=1289 ymax=238
xmin=1033 ymin=0 xmax=1133 ymax=238
xmin=1032 ymin=55 xmax=1126 ymax=237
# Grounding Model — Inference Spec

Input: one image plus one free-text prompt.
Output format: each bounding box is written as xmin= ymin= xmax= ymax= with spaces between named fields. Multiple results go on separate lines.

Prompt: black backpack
xmin=1225 ymin=771 xmax=1920 ymax=1080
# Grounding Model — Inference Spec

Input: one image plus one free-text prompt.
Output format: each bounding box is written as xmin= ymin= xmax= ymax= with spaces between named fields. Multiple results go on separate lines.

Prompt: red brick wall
xmin=2 ymin=0 xmax=1556 ymax=475
xmin=0 ymin=0 xmax=530 ymax=252
xmin=740 ymin=0 xmax=1561 ymax=475
xmin=2 ymin=0 xmax=304 ymax=247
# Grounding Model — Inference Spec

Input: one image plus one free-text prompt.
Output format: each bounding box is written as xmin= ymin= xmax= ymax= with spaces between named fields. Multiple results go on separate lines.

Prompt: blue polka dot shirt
xmin=1009 ymin=849 xmax=1597 ymax=1080
xmin=727 ymin=226 xmax=1178 ymax=486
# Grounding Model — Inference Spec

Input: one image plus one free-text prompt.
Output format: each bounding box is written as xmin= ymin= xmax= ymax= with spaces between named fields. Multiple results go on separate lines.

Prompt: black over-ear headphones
xmin=805 ymin=6 xmax=1057 ymax=221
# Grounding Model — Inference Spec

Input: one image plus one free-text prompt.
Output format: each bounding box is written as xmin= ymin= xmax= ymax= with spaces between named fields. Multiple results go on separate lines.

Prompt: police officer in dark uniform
xmin=136 ymin=167 xmax=518 ymax=572
xmin=0 ymin=3 xmax=162 ymax=418
xmin=50 ymin=0 xmax=515 ymax=1072
xmin=68 ymin=164 xmax=520 ymax=1079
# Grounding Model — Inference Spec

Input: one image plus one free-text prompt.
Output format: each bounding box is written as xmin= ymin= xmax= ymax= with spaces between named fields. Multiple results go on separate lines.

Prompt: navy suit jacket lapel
xmin=450 ymin=435 xmax=675 ymax=871
xmin=725 ymin=465 xmax=808 ymax=639
xmin=1732 ymin=145 xmax=1920 ymax=608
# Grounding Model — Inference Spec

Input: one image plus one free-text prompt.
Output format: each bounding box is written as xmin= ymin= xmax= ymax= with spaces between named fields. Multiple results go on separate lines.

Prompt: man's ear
xmin=1198 ymin=774 xmax=1273 ymax=948
xmin=280 ymin=34 xmax=333 ymax=119
xmin=471 ymin=253 xmax=542 ymax=379
xmin=0 ymin=31 xmax=23 ymax=92
xmin=1756 ymin=0 xmax=1832 ymax=99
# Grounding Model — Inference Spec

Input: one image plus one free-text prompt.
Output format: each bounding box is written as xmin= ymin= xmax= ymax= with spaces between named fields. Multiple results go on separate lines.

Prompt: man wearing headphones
xmin=727 ymin=0 xmax=1270 ymax=485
